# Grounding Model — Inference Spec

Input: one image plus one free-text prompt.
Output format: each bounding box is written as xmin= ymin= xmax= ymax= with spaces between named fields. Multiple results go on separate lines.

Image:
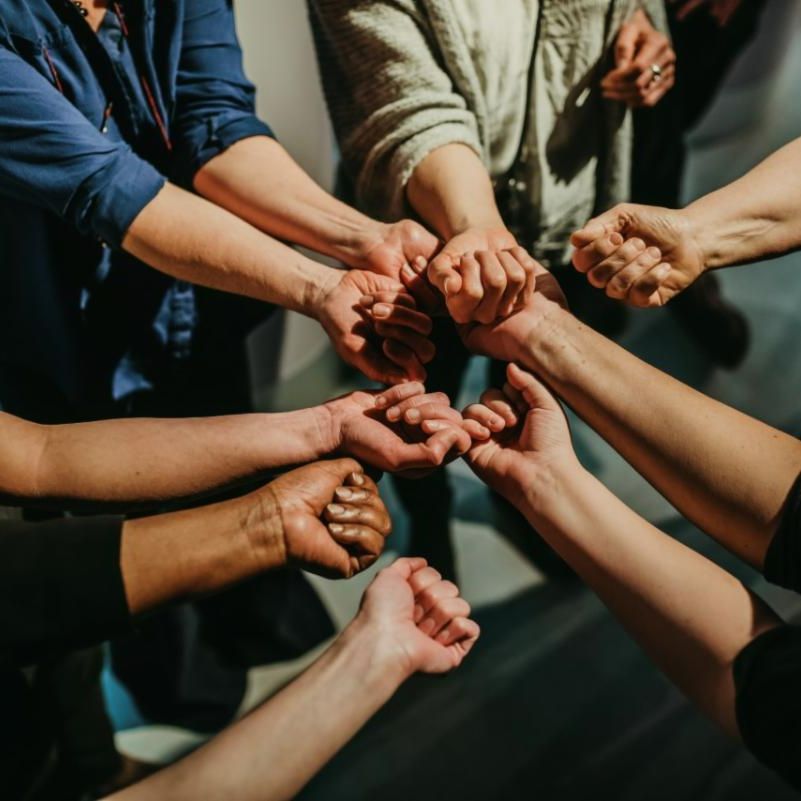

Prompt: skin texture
xmin=462 ymin=364 xmax=778 ymax=738
xmin=120 ymin=459 xmax=390 ymax=614
xmin=107 ymin=558 xmax=479 ymax=801
xmin=602 ymin=9 xmax=677 ymax=108
xmin=570 ymin=136 xmax=801 ymax=305
xmin=0 ymin=385 xmax=470 ymax=506
xmin=459 ymin=267 xmax=801 ymax=571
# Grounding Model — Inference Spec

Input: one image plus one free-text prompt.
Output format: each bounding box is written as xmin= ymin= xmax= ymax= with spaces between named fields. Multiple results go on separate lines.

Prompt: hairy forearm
xmin=686 ymin=136 xmax=801 ymax=269
xmin=109 ymin=620 xmax=405 ymax=801
xmin=120 ymin=486 xmax=284 ymax=615
xmin=194 ymin=137 xmax=384 ymax=269
xmin=123 ymin=182 xmax=338 ymax=316
xmin=5 ymin=408 xmax=332 ymax=505
xmin=519 ymin=464 xmax=779 ymax=736
xmin=407 ymin=143 xmax=505 ymax=239
xmin=521 ymin=296 xmax=801 ymax=568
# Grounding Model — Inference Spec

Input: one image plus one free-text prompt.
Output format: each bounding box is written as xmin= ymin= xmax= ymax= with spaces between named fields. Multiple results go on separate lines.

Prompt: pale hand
xmin=571 ymin=203 xmax=705 ymax=307
xmin=356 ymin=558 xmax=480 ymax=676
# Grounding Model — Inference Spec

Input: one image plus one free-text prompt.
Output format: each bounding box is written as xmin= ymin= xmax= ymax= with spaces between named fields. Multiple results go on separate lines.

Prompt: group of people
xmin=1 ymin=0 xmax=799 ymax=798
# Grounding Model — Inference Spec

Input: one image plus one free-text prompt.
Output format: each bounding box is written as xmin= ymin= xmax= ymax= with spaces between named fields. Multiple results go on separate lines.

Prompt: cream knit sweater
xmin=309 ymin=0 xmax=667 ymax=259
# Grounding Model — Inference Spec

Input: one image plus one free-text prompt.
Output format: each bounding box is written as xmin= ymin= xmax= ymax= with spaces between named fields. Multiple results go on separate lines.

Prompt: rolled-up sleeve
xmin=0 ymin=46 xmax=165 ymax=248
xmin=308 ymin=0 xmax=483 ymax=220
xmin=0 ymin=514 xmax=130 ymax=667
xmin=172 ymin=0 xmax=273 ymax=187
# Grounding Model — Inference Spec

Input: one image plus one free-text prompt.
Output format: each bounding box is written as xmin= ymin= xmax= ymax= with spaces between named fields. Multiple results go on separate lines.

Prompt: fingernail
xmin=350 ymin=472 xmax=365 ymax=486
xmin=444 ymin=277 xmax=460 ymax=295
xmin=413 ymin=255 xmax=427 ymax=273
xmin=387 ymin=407 xmax=401 ymax=421
xmin=327 ymin=503 xmax=345 ymax=515
xmin=401 ymin=263 xmax=416 ymax=281
xmin=647 ymin=246 xmax=661 ymax=259
xmin=479 ymin=425 xmax=490 ymax=438
xmin=375 ymin=395 xmax=388 ymax=408
xmin=360 ymin=294 xmax=374 ymax=306
xmin=610 ymin=233 xmax=623 ymax=246
xmin=335 ymin=487 xmax=354 ymax=500
xmin=489 ymin=416 xmax=502 ymax=429
xmin=329 ymin=523 xmax=344 ymax=534
xmin=426 ymin=420 xmax=444 ymax=431
xmin=373 ymin=303 xmax=391 ymax=318
xmin=405 ymin=408 xmax=421 ymax=423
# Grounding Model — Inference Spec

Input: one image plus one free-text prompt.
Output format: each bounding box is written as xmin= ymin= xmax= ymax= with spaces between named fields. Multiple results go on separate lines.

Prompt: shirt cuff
xmin=71 ymin=147 xmax=167 ymax=250
xmin=176 ymin=115 xmax=274 ymax=188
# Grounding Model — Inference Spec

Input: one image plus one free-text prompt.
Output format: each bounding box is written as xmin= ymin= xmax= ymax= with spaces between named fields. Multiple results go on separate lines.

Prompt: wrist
xmin=337 ymin=616 xmax=412 ymax=690
xmin=517 ymin=456 xmax=586 ymax=521
xmin=677 ymin=205 xmax=715 ymax=272
xmin=316 ymin=399 xmax=347 ymax=457
xmin=302 ymin=261 xmax=342 ymax=322
xmin=236 ymin=484 xmax=288 ymax=573
xmin=332 ymin=215 xmax=388 ymax=270
xmin=518 ymin=292 xmax=567 ymax=368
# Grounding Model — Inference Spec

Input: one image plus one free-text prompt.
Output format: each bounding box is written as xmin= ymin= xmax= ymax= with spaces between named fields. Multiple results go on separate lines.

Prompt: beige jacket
xmin=309 ymin=0 xmax=667 ymax=259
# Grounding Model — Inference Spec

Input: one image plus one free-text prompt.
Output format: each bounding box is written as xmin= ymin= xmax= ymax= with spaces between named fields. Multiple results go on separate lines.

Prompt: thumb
xmin=428 ymin=253 xmax=463 ymax=297
xmin=615 ymin=21 xmax=638 ymax=68
xmin=506 ymin=363 xmax=558 ymax=411
xmin=570 ymin=210 xmax=625 ymax=249
xmin=385 ymin=556 xmax=428 ymax=579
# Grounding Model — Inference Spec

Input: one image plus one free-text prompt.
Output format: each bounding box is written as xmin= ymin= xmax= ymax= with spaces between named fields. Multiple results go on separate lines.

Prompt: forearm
xmin=120 ymin=486 xmax=284 ymax=615
xmin=123 ymin=182 xmax=338 ymax=316
xmin=686 ymin=136 xmax=801 ymax=269
xmin=522 ymin=296 xmax=801 ymax=568
xmin=406 ymin=143 xmax=505 ymax=239
xmin=16 ymin=408 xmax=332 ymax=504
xmin=109 ymin=620 xmax=404 ymax=801
xmin=194 ymin=137 xmax=384 ymax=269
xmin=519 ymin=464 xmax=780 ymax=735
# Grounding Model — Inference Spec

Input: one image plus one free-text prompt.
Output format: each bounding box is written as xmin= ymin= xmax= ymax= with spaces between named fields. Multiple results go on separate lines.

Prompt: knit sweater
xmin=309 ymin=0 xmax=667 ymax=261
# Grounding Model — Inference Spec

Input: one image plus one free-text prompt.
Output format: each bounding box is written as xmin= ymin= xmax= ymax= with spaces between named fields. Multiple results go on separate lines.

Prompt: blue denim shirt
xmin=0 ymin=0 xmax=273 ymax=420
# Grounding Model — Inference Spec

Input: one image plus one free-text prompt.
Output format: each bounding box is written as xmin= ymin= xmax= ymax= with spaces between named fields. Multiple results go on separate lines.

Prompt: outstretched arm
xmin=461 ymin=278 xmax=801 ymax=569
xmin=570 ymin=136 xmax=801 ymax=306
xmin=107 ymin=558 xmax=479 ymax=801
xmin=464 ymin=365 xmax=779 ymax=737
xmin=0 ymin=384 xmax=471 ymax=506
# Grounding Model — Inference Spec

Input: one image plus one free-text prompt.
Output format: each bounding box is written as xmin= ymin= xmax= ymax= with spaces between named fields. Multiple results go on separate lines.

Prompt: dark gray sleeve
xmin=0 ymin=515 xmax=130 ymax=666
xmin=764 ymin=471 xmax=801 ymax=592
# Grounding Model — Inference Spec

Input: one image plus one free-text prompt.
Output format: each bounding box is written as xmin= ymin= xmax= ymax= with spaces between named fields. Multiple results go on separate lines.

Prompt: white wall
xmin=235 ymin=0 xmax=337 ymax=395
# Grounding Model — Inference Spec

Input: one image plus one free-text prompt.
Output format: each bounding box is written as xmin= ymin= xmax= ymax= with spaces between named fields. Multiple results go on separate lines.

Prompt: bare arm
xmin=462 ymin=282 xmax=801 ymax=569
xmin=465 ymin=365 xmax=780 ymax=737
xmin=108 ymin=558 xmax=479 ymax=801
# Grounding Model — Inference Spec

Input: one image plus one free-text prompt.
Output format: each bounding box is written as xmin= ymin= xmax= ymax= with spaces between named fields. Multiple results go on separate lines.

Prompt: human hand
xmin=672 ymin=0 xmax=743 ymax=26
xmin=458 ymin=254 xmax=566 ymax=362
xmin=260 ymin=459 xmax=391 ymax=579
xmin=571 ymin=202 xmax=705 ymax=306
xmin=324 ymin=382 xmax=481 ymax=478
xmin=462 ymin=364 xmax=578 ymax=507
xmin=424 ymin=228 xmax=536 ymax=324
xmin=602 ymin=9 xmax=676 ymax=108
xmin=351 ymin=557 xmax=480 ymax=677
xmin=315 ymin=269 xmax=435 ymax=384
xmin=358 ymin=219 xmax=442 ymax=311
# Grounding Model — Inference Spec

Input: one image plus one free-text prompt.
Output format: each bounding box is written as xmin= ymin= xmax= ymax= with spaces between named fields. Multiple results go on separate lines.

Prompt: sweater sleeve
xmin=763 ymin=471 xmax=801 ymax=593
xmin=0 ymin=515 xmax=130 ymax=666
xmin=308 ymin=0 xmax=483 ymax=220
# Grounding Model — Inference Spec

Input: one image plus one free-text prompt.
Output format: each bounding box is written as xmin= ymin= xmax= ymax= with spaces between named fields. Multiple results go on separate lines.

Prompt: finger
xmin=436 ymin=617 xmax=481 ymax=647
xmin=570 ymin=212 xmax=624 ymax=249
xmin=497 ymin=250 xmax=527 ymax=317
xmin=374 ymin=381 xmax=426 ymax=410
xmin=369 ymin=301 xmax=433 ymax=336
xmin=399 ymin=262 xmax=442 ymax=312
xmin=347 ymin=335 xmax=409 ymax=385
xmin=359 ymin=291 xmax=417 ymax=311
xmin=325 ymin=501 xmax=392 ymax=536
xmin=327 ymin=522 xmax=386 ymax=557
xmin=587 ymin=237 xmax=647 ymax=288
xmin=615 ymin=20 xmax=639 ymax=68
xmin=385 ymin=556 xmax=428 ymax=580
xmin=472 ymin=251 xmax=507 ymax=324
xmin=640 ymin=66 xmax=676 ymax=107
xmin=604 ymin=246 xmax=662 ymax=299
xmin=418 ymin=596 xmax=472 ymax=638
xmin=449 ymin=253 xmax=484 ymax=323
xmin=462 ymin=403 xmax=506 ymax=433
xmin=501 ymin=380 xmax=528 ymax=417
xmin=409 ymin=566 xmax=443 ymax=598
xmin=506 ymin=362 xmax=555 ymax=410
xmin=385 ymin=391 xmax=451 ymax=422
xmin=629 ymin=262 xmax=673 ymax=307
xmin=423 ymin=425 xmax=473 ymax=461
xmin=508 ymin=246 xmax=539 ymax=298
xmin=634 ymin=44 xmax=675 ymax=90
xmin=345 ymin=469 xmax=378 ymax=494
xmin=478 ymin=387 xmax=520 ymax=427
xmin=403 ymin=401 xmax=463 ymax=427
xmin=572 ymin=233 xmax=625 ymax=273
xmin=460 ymin=418 xmax=491 ymax=440
xmin=382 ymin=340 xmax=427 ymax=383
xmin=374 ymin=322 xmax=436 ymax=363
xmin=428 ymin=253 xmax=462 ymax=298
xmin=414 ymin=578 xmax=460 ymax=621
